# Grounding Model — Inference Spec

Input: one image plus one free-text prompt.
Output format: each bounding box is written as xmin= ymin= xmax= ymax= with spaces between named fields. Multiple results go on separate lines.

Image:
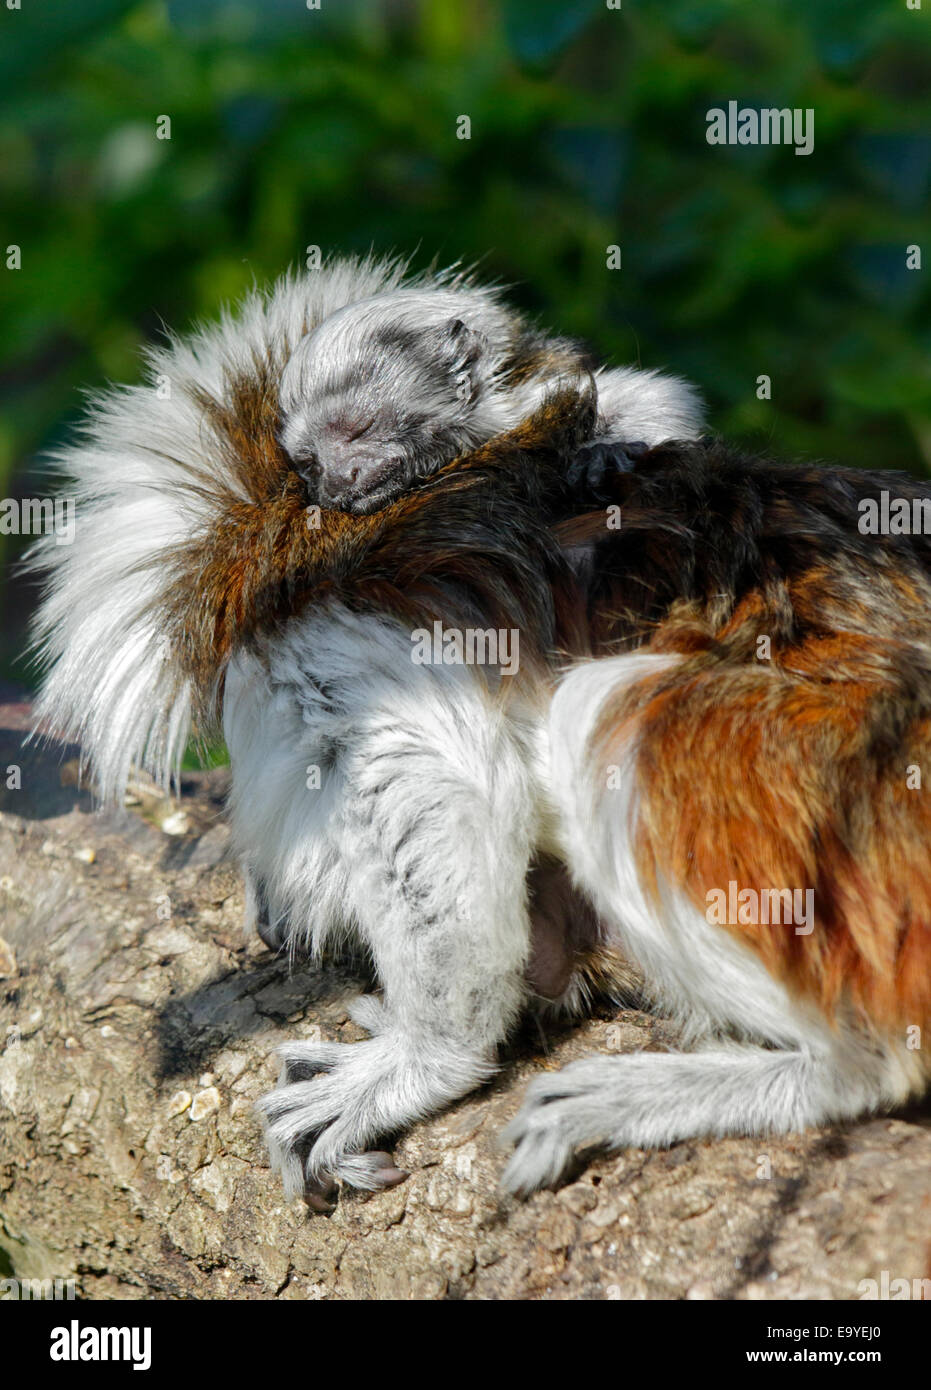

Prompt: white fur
xmin=594 ymin=364 xmax=705 ymax=446
xmin=500 ymin=654 xmax=918 ymax=1195
xmin=27 ymin=256 xmax=470 ymax=797
xmin=225 ymin=605 xmax=539 ymax=1194
xmin=36 ymin=255 xmax=900 ymax=1206
xmin=28 ymin=256 xmax=700 ymax=804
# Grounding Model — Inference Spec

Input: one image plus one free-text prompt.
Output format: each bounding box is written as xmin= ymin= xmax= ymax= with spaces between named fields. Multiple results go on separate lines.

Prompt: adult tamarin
xmin=29 ymin=256 xmax=931 ymax=1208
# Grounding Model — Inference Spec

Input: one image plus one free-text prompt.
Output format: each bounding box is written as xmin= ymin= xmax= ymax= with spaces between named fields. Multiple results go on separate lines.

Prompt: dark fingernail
xmin=304 ymin=1189 xmax=337 ymax=1213
xmin=303 ymin=1170 xmax=338 ymax=1211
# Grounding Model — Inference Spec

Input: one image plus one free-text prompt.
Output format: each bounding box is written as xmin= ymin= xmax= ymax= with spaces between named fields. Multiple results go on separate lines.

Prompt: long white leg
xmin=501 ymin=1034 xmax=902 ymax=1196
xmin=232 ymin=608 xmax=540 ymax=1199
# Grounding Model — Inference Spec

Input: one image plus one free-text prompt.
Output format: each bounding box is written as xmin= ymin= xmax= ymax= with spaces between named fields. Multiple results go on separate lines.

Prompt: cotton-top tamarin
xmin=29 ymin=256 xmax=930 ymax=1211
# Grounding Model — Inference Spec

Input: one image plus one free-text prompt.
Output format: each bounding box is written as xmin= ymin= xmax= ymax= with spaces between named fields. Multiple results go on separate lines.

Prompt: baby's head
xmin=278 ymin=290 xmax=516 ymax=513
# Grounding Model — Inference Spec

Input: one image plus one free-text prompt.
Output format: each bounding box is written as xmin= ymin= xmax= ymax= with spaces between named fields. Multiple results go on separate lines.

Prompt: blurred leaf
xmin=502 ymin=0 xmax=603 ymax=68
xmin=2 ymin=0 xmax=931 ymax=685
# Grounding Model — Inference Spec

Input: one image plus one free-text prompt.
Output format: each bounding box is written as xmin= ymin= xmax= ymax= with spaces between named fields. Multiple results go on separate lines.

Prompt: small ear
xmin=434 ymin=317 xmax=486 ymax=373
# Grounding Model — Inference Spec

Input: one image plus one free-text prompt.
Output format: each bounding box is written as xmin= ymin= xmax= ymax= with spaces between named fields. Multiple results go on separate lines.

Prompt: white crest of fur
xmin=28 ymin=255 xmax=705 ymax=803
xmin=594 ymin=364 xmax=705 ymax=446
xmin=25 ymin=255 xmax=495 ymax=801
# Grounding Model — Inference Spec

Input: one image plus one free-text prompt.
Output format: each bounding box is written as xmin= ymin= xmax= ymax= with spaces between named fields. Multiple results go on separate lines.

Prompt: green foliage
xmin=2 ymin=0 xmax=930 ymax=686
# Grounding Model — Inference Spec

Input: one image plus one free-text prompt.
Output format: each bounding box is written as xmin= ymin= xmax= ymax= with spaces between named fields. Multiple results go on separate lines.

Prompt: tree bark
xmin=2 ymin=695 xmax=930 ymax=1301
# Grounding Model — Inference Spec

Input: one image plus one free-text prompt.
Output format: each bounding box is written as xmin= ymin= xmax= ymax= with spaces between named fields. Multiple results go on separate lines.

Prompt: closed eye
xmin=346 ymin=417 xmax=375 ymax=442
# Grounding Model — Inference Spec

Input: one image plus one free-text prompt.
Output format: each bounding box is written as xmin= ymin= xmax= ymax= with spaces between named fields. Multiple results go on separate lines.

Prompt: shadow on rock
xmin=153 ymin=949 xmax=377 ymax=1081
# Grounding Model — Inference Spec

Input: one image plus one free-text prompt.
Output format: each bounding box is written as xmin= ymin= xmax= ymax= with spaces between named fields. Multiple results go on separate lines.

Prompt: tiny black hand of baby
xmin=565 ymin=439 xmax=650 ymax=504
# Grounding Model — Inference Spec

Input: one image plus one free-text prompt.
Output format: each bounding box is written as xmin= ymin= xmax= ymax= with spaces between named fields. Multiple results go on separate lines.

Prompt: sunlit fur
xmin=29 ymin=257 xmax=928 ymax=1206
xmin=278 ymin=287 xmax=574 ymax=512
xmin=27 ymin=254 xmax=699 ymax=807
xmin=503 ymin=446 xmax=931 ymax=1191
xmin=278 ymin=289 xmax=703 ymax=512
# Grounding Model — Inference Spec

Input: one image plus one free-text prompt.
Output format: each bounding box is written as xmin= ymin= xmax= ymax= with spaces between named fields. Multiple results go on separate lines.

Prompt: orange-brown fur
xmin=576 ymin=449 xmax=931 ymax=1037
xmin=160 ymin=372 xmax=931 ymax=1040
xmin=159 ymin=369 xmax=597 ymax=726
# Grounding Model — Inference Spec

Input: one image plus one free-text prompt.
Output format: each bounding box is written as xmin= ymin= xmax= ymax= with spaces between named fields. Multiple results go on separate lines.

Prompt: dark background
xmin=2 ymin=0 xmax=930 ymax=686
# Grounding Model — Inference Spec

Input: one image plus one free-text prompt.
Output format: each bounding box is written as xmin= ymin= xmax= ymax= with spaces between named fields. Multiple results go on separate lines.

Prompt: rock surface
xmin=1 ymin=694 xmax=930 ymax=1301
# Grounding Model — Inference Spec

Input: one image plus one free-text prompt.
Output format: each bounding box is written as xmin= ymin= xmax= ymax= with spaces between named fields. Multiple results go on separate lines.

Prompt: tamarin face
xmin=278 ymin=295 xmax=499 ymax=513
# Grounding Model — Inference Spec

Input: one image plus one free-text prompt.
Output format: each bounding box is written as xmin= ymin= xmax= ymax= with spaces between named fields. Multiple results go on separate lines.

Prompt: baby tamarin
xmin=278 ymin=284 xmax=703 ymax=512
xmin=30 ymin=256 xmax=931 ymax=1212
